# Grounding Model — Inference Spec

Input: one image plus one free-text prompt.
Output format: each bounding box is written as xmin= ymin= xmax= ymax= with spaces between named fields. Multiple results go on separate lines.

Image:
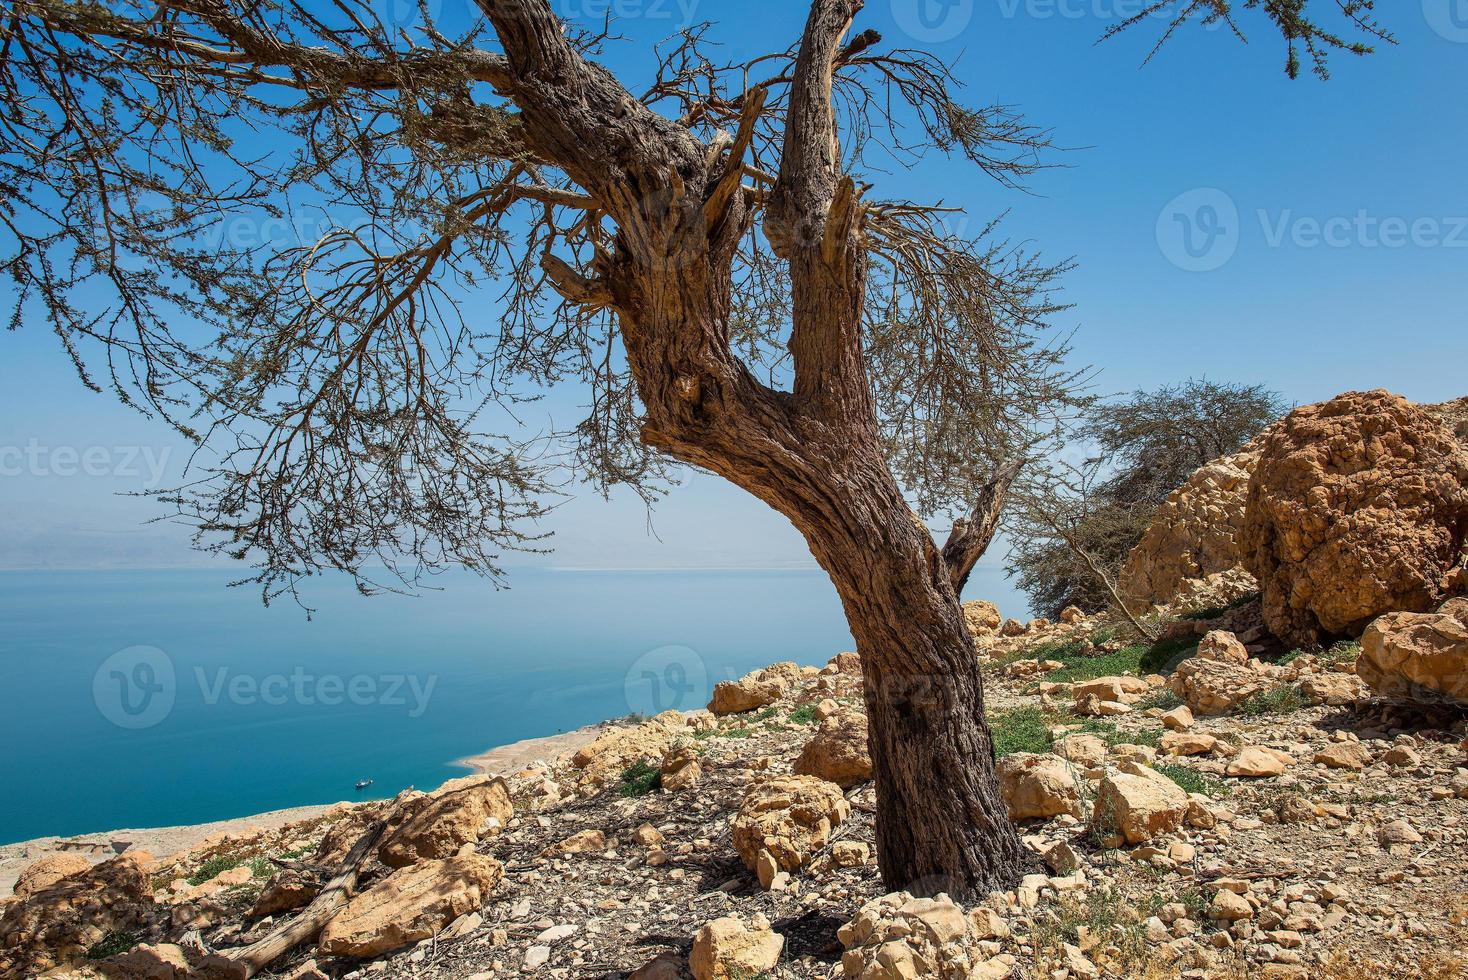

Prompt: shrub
xmin=618 ymin=760 xmax=662 ymax=797
xmin=187 ymin=854 xmax=243 ymax=886
xmin=786 ymin=703 xmax=819 ymax=726
xmin=86 ymin=931 xmax=141 ymax=960
xmin=1236 ymin=685 xmax=1304 ymax=717
xmin=1155 ymin=763 xmax=1229 ymax=798
xmin=991 ymin=706 xmax=1054 ymax=756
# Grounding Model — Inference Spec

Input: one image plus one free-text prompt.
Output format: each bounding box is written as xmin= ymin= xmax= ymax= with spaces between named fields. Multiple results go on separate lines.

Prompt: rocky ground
xmin=7 ymin=593 xmax=1468 ymax=980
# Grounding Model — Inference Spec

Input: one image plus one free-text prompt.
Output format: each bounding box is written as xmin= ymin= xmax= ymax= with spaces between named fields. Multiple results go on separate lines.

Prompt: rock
xmin=709 ymin=666 xmax=793 ymax=716
xmin=660 ymin=744 xmax=703 ymax=791
xmin=251 ymin=867 xmax=321 ymax=917
xmin=831 ymin=841 xmax=870 ymax=868
xmin=13 ymin=853 xmax=93 ymax=899
xmin=1161 ymin=731 xmax=1218 ymax=756
xmin=317 ymin=854 xmax=503 ymax=958
xmin=1169 ymin=656 xmax=1275 ymax=716
xmin=379 ymin=775 xmax=513 ymax=868
xmin=0 ymin=851 xmax=154 ymax=978
xmin=996 ymin=753 xmax=1083 ymax=820
xmin=793 ymin=712 xmax=872 ymax=788
xmin=99 ymin=942 xmax=193 ymax=979
xmin=1060 ymin=605 xmax=1087 ymax=625
xmin=838 ymin=892 xmax=1013 ymax=979
xmin=1073 ymin=676 xmax=1149 ymax=703
xmin=630 ymin=952 xmax=686 ymax=980
xmin=1358 ymin=599 xmax=1468 ymax=706
xmin=1161 ymin=705 xmax=1195 ymax=731
xmin=1001 ymin=618 xmax=1028 ymax=637
xmin=1120 ymin=442 xmax=1261 ymax=606
xmin=545 ymin=829 xmax=607 ymax=856
xmin=1227 ymin=747 xmax=1287 ymax=777
xmin=1379 ymin=819 xmax=1423 ymax=845
xmin=962 ymin=599 xmax=1002 ymax=634
xmin=1091 ymin=765 xmax=1190 ymax=844
xmin=1298 ymin=672 xmax=1368 ymax=706
xmin=1053 ymin=733 xmax=1107 ymax=768
xmin=570 ymin=712 xmax=685 ymax=786
xmin=1313 ymin=742 xmax=1373 ymax=770
xmin=732 ymin=776 xmax=849 ymax=885
xmin=1197 ymin=630 xmax=1249 ymax=664
xmin=1210 ymin=889 xmax=1254 ymax=922
xmin=689 ymin=913 xmax=783 ymax=980
xmin=1240 ymin=390 xmax=1468 ymax=648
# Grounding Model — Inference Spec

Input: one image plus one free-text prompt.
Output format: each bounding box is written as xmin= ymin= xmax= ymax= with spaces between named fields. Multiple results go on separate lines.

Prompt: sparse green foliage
xmin=86 ymin=931 xmax=141 ymax=960
xmin=787 ymin=703 xmax=820 ymax=726
xmin=1180 ymin=592 xmax=1260 ymax=621
xmin=991 ymin=706 xmax=1055 ymax=756
xmin=187 ymin=854 xmax=243 ymax=886
xmin=1155 ymin=762 xmax=1230 ymax=798
xmin=618 ymin=760 xmax=662 ymax=798
xmin=1236 ymin=685 xmax=1305 ymax=717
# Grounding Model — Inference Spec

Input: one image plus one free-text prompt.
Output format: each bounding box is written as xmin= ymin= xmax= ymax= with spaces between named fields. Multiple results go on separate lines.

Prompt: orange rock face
xmin=1240 ymin=390 xmax=1468 ymax=648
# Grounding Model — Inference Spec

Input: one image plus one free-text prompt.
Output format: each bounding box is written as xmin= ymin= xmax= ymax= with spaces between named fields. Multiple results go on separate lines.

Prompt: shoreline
xmin=1 ymin=720 xmax=613 ymax=897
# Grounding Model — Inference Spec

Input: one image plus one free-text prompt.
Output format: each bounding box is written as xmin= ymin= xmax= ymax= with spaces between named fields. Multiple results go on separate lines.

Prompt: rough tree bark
xmin=476 ymin=0 xmax=1031 ymax=897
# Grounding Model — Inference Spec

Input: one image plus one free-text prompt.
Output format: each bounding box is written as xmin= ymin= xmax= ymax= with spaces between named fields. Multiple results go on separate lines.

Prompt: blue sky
xmin=1 ymin=0 xmax=1464 ymax=616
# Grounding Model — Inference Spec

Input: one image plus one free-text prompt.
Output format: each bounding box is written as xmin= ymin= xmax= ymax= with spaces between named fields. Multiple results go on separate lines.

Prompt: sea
xmin=0 ymin=565 xmax=1025 ymax=845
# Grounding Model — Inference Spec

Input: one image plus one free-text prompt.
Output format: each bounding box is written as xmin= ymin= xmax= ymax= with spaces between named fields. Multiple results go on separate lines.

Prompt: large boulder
xmin=317 ymin=854 xmax=503 ymax=959
xmin=732 ymin=776 xmax=849 ymax=886
xmin=1121 ymin=443 xmax=1262 ymax=607
xmin=0 ymin=851 xmax=154 ymax=978
xmin=1239 ymin=390 xmax=1468 ymax=648
xmin=689 ymin=914 xmax=784 ymax=980
xmin=996 ymin=753 xmax=1084 ymax=820
xmin=962 ymin=600 xmax=1003 ymax=634
xmin=12 ymin=853 xmax=93 ymax=899
xmin=1168 ymin=656 xmax=1276 ymax=716
xmin=1357 ymin=598 xmax=1468 ymax=705
xmin=708 ymin=666 xmax=793 ymax=716
xmin=379 ymin=775 xmax=513 ymax=868
xmin=792 ymin=711 xmax=872 ymax=789
xmin=1091 ymin=764 xmax=1189 ymax=845
xmin=569 ymin=711 xmax=686 ymax=786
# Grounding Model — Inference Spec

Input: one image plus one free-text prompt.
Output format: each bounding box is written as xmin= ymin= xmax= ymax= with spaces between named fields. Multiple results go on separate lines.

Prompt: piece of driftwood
xmin=191 ymin=821 xmax=386 ymax=980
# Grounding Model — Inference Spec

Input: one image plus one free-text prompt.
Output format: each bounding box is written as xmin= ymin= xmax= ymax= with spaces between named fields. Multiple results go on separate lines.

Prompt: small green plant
xmin=1179 ymin=592 xmax=1260 ymax=621
xmin=1155 ymin=762 xmax=1230 ymax=798
xmin=786 ymin=703 xmax=819 ymax=726
xmin=990 ymin=706 xmax=1054 ymax=756
xmin=1135 ymin=688 xmax=1184 ymax=712
xmin=247 ymin=855 xmax=276 ymax=878
xmin=1138 ymin=635 xmax=1200 ymax=674
xmin=187 ymin=854 xmax=243 ymax=886
xmin=749 ymin=706 xmax=780 ymax=722
xmin=618 ymin=760 xmax=662 ymax=797
xmin=1236 ymin=684 xmax=1304 ymax=717
xmin=86 ymin=931 xmax=141 ymax=960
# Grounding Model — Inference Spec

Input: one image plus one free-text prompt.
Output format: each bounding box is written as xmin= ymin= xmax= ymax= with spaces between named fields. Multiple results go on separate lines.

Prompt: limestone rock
xmin=0 ymin=851 xmax=154 ymax=978
xmin=962 ymin=599 xmax=1002 ymax=634
xmin=1169 ymin=656 xmax=1276 ymax=716
xmin=1091 ymin=765 xmax=1190 ymax=844
xmin=379 ymin=775 xmax=513 ymax=868
xmin=709 ymin=666 xmax=792 ymax=716
xmin=1358 ymin=598 xmax=1468 ymax=706
xmin=1240 ymin=390 xmax=1468 ymax=647
xmin=1227 ymin=746 xmax=1287 ymax=777
xmin=13 ymin=853 xmax=92 ymax=899
xmin=732 ymin=776 xmax=849 ymax=884
xmin=1299 ymin=671 xmax=1368 ymax=706
xmin=317 ymin=854 xmax=503 ymax=959
xmin=689 ymin=914 xmax=783 ymax=980
xmin=251 ymin=867 xmax=321 ymax=917
xmin=1120 ymin=443 xmax=1261 ymax=607
xmin=1161 ymin=705 xmax=1195 ymax=731
xmin=996 ymin=752 xmax=1083 ymax=820
xmin=660 ymin=744 xmax=703 ymax=791
xmin=837 ymin=892 xmax=1014 ymax=980
xmin=570 ymin=712 xmax=685 ymax=786
xmin=1314 ymin=742 xmax=1373 ymax=770
xmin=1161 ymin=731 xmax=1218 ymax=757
xmin=793 ymin=712 xmax=872 ymax=789
xmin=1053 ymin=733 xmax=1107 ymax=768
xmin=1196 ymin=630 xmax=1249 ymax=664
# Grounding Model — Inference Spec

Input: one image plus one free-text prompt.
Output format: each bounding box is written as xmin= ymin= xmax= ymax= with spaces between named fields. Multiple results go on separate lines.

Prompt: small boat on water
xmin=354 ymin=778 xmax=374 ymax=791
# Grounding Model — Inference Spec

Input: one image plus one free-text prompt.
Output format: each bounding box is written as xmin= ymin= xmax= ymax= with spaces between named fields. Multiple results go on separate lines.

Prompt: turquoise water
xmin=0 ymin=568 xmax=857 ymax=844
xmin=0 ymin=565 xmax=1025 ymax=845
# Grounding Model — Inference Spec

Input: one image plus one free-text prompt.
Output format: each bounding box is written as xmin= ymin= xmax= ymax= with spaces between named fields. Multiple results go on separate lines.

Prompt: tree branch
xmin=942 ymin=459 xmax=1023 ymax=593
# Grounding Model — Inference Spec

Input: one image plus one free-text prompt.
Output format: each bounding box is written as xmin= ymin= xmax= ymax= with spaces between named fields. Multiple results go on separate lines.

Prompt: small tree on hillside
xmin=1009 ymin=379 xmax=1287 ymax=620
xmin=1 ymin=0 xmax=1384 ymax=898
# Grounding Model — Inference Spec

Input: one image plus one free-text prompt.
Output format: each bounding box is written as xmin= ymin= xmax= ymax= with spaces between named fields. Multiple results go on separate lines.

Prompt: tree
xmin=1 ymin=0 xmax=1384 ymax=898
xmin=1009 ymin=380 xmax=1287 ymax=620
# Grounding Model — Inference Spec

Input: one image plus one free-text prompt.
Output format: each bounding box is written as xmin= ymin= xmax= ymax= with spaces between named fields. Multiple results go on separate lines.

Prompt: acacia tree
xmin=2 ymin=0 xmax=1387 ymax=897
